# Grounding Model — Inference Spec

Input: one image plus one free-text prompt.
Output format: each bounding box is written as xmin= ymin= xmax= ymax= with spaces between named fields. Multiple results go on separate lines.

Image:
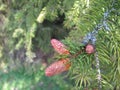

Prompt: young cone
xmin=45 ymin=58 xmax=71 ymax=77
xmin=85 ymin=44 xmax=95 ymax=54
xmin=51 ymin=39 xmax=70 ymax=55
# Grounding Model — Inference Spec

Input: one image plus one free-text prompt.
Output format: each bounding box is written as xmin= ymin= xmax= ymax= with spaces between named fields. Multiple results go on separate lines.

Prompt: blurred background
xmin=0 ymin=0 xmax=72 ymax=90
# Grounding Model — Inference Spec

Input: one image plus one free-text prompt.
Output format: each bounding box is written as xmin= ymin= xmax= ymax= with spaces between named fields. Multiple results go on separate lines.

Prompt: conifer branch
xmin=82 ymin=0 xmax=116 ymax=45
xmin=94 ymin=51 xmax=102 ymax=90
xmin=81 ymin=0 xmax=117 ymax=89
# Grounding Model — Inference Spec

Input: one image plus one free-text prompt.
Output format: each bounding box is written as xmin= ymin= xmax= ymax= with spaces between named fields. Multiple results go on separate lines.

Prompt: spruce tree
xmin=0 ymin=0 xmax=120 ymax=90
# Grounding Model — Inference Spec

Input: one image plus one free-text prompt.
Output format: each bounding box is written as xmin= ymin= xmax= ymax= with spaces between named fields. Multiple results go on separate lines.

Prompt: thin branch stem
xmin=94 ymin=51 xmax=102 ymax=90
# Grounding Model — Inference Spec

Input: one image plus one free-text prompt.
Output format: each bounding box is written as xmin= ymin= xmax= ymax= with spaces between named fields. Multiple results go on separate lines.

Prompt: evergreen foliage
xmin=0 ymin=0 xmax=120 ymax=89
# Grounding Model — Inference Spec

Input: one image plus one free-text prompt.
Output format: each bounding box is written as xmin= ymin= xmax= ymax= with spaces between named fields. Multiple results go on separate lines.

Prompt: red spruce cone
xmin=85 ymin=44 xmax=95 ymax=54
xmin=51 ymin=39 xmax=70 ymax=55
xmin=45 ymin=58 xmax=71 ymax=77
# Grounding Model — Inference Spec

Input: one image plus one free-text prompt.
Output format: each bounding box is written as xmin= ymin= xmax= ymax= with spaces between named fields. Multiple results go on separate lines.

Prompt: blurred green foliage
xmin=0 ymin=68 xmax=71 ymax=90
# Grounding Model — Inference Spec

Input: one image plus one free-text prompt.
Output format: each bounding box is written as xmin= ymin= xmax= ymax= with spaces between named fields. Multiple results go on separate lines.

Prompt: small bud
xmin=85 ymin=44 xmax=95 ymax=54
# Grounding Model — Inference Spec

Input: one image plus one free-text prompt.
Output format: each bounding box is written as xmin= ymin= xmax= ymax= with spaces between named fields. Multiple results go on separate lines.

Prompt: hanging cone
xmin=51 ymin=39 xmax=70 ymax=55
xmin=45 ymin=58 xmax=71 ymax=77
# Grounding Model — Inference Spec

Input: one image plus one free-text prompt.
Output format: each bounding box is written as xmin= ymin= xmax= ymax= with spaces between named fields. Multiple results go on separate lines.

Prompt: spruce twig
xmin=81 ymin=0 xmax=117 ymax=89
xmin=94 ymin=51 xmax=102 ymax=90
